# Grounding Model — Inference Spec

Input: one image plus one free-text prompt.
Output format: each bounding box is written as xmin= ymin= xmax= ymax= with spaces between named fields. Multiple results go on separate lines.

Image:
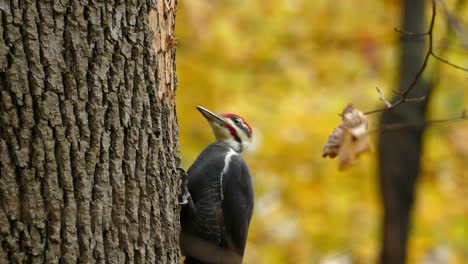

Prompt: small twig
xmin=376 ymin=87 xmax=392 ymax=108
xmin=364 ymin=0 xmax=437 ymax=115
xmin=370 ymin=110 xmax=468 ymax=133
xmin=403 ymin=95 xmax=426 ymax=103
xmin=365 ymin=0 xmax=468 ymax=115
xmin=394 ymin=27 xmax=429 ymax=37
xmin=431 ymin=52 xmax=468 ymax=71
xmin=392 ymin=88 xmax=404 ymax=95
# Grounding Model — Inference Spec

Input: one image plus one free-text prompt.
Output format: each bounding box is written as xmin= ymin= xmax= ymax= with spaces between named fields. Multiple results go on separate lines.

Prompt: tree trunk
xmin=0 ymin=0 xmax=180 ymax=263
xmin=378 ymin=0 xmax=432 ymax=263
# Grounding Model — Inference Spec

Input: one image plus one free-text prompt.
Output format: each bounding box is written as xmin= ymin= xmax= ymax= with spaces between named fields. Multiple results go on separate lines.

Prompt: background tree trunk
xmin=378 ymin=0 xmax=432 ymax=263
xmin=0 ymin=0 xmax=180 ymax=263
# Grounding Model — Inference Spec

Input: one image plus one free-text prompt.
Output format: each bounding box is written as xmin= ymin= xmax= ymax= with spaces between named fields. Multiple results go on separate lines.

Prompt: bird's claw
xmin=179 ymin=192 xmax=191 ymax=205
xmin=176 ymin=167 xmax=187 ymax=176
xmin=177 ymin=167 xmax=192 ymax=205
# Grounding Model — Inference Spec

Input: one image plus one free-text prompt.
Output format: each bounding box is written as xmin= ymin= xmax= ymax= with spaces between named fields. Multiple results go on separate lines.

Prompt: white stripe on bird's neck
xmin=219 ymin=148 xmax=238 ymax=200
xmin=222 ymin=138 xmax=243 ymax=153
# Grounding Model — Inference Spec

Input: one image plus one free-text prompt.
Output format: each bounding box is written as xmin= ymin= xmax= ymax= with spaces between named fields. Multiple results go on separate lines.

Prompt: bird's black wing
xmin=181 ymin=143 xmax=228 ymax=252
xmin=221 ymin=154 xmax=254 ymax=258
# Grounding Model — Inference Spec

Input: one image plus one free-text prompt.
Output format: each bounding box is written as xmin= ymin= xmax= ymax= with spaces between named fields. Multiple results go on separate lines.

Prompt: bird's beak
xmin=197 ymin=106 xmax=227 ymax=126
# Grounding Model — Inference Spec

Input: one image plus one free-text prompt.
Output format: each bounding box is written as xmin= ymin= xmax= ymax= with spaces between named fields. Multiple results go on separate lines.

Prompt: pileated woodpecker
xmin=180 ymin=106 xmax=254 ymax=264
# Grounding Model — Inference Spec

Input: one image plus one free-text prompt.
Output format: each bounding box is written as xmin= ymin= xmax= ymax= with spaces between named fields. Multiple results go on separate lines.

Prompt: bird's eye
xmin=233 ymin=118 xmax=241 ymax=124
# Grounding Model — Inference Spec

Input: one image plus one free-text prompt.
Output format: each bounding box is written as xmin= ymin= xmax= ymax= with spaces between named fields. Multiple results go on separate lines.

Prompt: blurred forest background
xmin=175 ymin=0 xmax=468 ymax=263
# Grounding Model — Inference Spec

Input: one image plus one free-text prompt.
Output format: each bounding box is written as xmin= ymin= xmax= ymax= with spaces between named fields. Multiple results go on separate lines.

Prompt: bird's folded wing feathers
xmin=221 ymin=155 xmax=254 ymax=257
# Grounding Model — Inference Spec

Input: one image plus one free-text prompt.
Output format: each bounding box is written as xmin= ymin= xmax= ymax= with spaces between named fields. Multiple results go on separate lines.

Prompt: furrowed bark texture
xmin=0 ymin=0 xmax=180 ymax=263
xmin=378 ymin=0 xmax=431 ymax=263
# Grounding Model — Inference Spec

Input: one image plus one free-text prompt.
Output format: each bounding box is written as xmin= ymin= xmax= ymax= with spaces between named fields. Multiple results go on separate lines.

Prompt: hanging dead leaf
xmin=321 ymin=126 xmax=344 ymax=158
xmin=323 ymin=104 xmax=371 ymax=170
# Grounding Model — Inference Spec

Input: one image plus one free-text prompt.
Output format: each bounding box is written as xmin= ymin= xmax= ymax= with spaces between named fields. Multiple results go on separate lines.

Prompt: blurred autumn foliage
xmin=175 ymin=0 xmax=468 ymax=263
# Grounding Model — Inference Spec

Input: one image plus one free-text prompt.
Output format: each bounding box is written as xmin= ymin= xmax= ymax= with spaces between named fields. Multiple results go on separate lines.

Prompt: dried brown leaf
xmin=323 ymin=104 xmax=371 ymax=170
xmin=322 ymin=126 xmax=343 ymax=158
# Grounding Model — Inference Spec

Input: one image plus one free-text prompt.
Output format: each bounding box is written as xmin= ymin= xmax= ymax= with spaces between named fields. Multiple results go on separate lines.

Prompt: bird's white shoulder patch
xmin=220 ymin=148 xmax=238 ymax=200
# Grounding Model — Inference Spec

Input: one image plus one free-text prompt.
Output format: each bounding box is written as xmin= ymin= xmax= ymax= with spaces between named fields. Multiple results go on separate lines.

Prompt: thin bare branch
xmin=394 ymin=27 xmax=430 ymax=37
xmin=365 ymin=0 xmax=468 ymax=115
xmin=392 ymin=88 xmax=404 ymax=95
xmin=376 ymin=87 xmax=392 ymax=108
xmin=403 ymin=95 xmax=426 ymax=103
xmin=431 ymin=52 xmax=468 ymax=71
xmin=364 ymin=0 xmax=437 ymax=115
xmin=371 ymin=110 xmax=468 ymax=133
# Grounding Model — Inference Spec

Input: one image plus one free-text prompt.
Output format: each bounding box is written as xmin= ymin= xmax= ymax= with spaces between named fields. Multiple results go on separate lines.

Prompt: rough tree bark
xmin=378 ymin=0 xmax=432 ymax=263
xmin=0 ymin=0 xmax=180 ymax=263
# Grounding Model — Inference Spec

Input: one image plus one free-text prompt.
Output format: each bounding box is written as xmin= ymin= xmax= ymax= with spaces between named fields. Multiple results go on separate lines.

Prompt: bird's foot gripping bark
xmin=177 ymin=167 xmax=193 ymax=206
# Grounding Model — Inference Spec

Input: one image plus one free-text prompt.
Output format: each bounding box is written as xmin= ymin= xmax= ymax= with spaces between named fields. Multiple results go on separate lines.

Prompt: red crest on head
xmin=221 ymin=113 xmax=253 ymax=138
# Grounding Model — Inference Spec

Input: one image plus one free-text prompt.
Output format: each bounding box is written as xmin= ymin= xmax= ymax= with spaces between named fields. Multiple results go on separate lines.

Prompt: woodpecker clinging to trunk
xmin=180 ymin=106 xmax=254 ymax=264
